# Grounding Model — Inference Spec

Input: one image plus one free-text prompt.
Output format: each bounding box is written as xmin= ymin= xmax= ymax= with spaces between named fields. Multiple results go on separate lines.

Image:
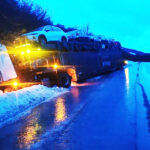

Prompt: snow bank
xmin=0 ymin=85 xmax=68 ymax=127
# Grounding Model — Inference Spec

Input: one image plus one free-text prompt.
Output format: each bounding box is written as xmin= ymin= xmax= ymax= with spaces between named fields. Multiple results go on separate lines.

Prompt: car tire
xmin=57 ymin=72 xmax=71 ymax=88
xmin=39 ymin=37 xmax=47 ymax=47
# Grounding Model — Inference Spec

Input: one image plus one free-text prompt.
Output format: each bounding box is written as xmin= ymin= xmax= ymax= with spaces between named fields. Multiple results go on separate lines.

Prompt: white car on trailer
xmin=22 ymin=25 xmax=68 ymax=46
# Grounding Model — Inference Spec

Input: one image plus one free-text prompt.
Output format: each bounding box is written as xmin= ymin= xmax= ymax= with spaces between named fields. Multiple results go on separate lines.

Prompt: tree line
xmin=0 ymin=0 xmax=75 ymax=45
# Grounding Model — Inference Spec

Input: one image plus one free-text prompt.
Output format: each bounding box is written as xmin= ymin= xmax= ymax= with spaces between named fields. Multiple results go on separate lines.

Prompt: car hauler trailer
xmin=5 ymin=36 xmax=125 ymax=91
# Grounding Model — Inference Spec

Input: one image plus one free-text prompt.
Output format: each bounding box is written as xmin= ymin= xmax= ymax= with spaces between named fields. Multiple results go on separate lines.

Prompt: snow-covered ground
xmin=139 ymin=63 xmax=150 ymax=100
xmin=0 ymin=85 xmax=68 ymax=128
xmin=136 ymin=62 xmax=150 ymax=149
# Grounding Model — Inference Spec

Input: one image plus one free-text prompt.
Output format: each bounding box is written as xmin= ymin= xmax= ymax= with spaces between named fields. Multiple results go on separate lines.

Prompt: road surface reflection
xmin=2 ymin=72 xmax=113 ymax=150
xmin=16 ymin=84 xmax=82 ymax=149
xmin=55 ymin=98 xmax=67 ymax=123
xmin=18 ymin=112 xmax=42 ymax=149
xmin=125 ymin=68 xmax=129 ymax=90
xmin=71 ymin=87 xmax=79 ymax=102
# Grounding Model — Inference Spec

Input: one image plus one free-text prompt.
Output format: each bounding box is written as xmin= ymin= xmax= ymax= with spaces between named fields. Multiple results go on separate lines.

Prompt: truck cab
xmin=0 ymin=44 xmax=18 ymax=92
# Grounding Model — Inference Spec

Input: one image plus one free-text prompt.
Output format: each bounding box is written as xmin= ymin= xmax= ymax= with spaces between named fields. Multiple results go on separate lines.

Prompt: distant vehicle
xmin=66 ymin=29 xmax=83 ymax=39
xmin=67 ymin=32 xmax=118 ymax=50
xmin=67 ymin=30 xmax=114 ymax=44
xmin=92 ymin=35 xmax=105 ymax=42
xmin=22 ymin=25 xmax=68 ymax=46
xmin=67 ymin=29 xmax=92 ymax=39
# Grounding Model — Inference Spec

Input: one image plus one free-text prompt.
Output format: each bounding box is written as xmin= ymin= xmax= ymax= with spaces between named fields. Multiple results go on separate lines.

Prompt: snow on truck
xmin=0 ymin=44 xmax=19 ymax=92
xmin=0 ymin=31 xmax=125 ymax=92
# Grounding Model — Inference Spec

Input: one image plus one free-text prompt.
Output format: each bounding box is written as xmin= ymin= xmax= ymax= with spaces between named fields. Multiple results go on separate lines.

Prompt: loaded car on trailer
xmin=22 ymin=25 xmax=68 ymax=47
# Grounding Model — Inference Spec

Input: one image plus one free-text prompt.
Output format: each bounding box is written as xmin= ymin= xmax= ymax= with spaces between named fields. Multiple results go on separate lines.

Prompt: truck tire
xmin=4 ymin=87 xmax=13 ymax=93
xmin=57 ymin=72 xmax=71 ymax=88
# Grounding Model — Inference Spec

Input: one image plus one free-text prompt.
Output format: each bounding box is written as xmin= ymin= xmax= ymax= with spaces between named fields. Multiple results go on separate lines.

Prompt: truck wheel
xmin=4 ymin=87 xmax=13 ymax=93
xmin=57 ymin=72 xmax=71 ymax=88
xmin=39 ymin=37 xmax=47 ymax=47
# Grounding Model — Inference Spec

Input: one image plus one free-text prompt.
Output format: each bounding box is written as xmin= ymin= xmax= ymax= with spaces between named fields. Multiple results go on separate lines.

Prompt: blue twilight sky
xmin=24 ymin=0 xmax=150 ymax=52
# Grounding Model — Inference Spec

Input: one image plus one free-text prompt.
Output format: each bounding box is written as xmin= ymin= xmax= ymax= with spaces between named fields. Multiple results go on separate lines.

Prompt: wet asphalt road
xmin=0 ymin=62 xmax=150 ymax=150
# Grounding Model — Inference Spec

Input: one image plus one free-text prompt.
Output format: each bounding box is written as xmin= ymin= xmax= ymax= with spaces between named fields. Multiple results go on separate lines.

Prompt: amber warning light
xmin=13 ymin=81 xmax=18 ymax=87
xmin=53 ymin=64 xmax=58 ymax=69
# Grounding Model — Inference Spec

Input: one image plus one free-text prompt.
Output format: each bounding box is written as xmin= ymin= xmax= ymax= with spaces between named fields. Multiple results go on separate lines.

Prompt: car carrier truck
xmin=0 ymin=36 xmax=125 ymax=92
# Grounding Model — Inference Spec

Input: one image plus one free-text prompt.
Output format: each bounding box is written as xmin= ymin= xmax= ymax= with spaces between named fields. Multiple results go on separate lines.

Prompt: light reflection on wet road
xmin=18 ymin=116 xmax=42 ymax=149
xmin=55 ymin=98 xmax=67 ymax=123
xmin=125 ymin=67 xmax=129 ymax=90
xmin=0 ymin=63 xmax=147 ymax=150
xmin=0 ymin=70 xmax=108 ymax=150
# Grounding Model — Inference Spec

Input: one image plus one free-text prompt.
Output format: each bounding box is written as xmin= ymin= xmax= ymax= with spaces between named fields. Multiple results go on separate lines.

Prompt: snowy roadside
xmin=139 ymin=63 xmax=150 ymax=100
xmin=0 ymin=85 xmax=68 ymax=128
xmin=136 ymin=62 xmax=150 ymax=150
